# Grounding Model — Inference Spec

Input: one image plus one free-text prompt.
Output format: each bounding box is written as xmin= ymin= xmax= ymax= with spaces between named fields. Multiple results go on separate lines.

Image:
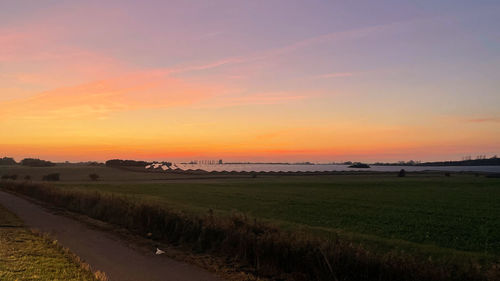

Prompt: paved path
xmin=0 ymin=191 xmax=223 ymax=281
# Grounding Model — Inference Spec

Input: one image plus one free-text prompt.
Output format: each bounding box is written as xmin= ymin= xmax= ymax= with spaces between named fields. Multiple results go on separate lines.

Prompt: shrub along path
xmin=0 ymin=191 xmax=223 ymax=281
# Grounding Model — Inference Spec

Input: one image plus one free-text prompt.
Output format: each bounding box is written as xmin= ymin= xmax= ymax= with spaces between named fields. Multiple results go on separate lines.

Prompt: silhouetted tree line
xmin=417 ymin=157 xmax=500 ymax=166
xmin=0 ymin=157 xmax=17 ymax=165
xmin=374 ymin=156 xmax=500 ymax=166
xmin=105 ymin=159 xmax=149 ymax=167
xmin=20 ymin=158 xmax=55 ymax=167
xmin=374 ymin=160 xmax=421 ymax=166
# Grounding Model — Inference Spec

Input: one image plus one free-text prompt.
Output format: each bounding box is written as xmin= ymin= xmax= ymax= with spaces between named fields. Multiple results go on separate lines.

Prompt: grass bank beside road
xmin=0 ymin=204 xmax=103 ymax=281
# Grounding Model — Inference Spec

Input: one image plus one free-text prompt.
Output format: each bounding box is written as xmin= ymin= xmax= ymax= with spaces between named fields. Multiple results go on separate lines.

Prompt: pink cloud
xmin=194 ymin=92 xmax=309 ymax=109
xmin=0 ymin=71 xmax=227 ymax=120
xmin=170 ymin=57 xmax=249 ymax=74
xmin=168 ymin=16 xmax=443 ymax=76
xmin=0 ymin=22 xmax=67 ymax=63
xmin=315 ymin=72 xmax=354 ymax=79
xmin=227 ymin=93 xmax=306 ymax=105
xmin=466 ymin=118 xmax=500 ymax=123
xmin=0 ymin=23 xmax=128 ymax=92
xmin=0 ymin=3 xmax=133 ymax=91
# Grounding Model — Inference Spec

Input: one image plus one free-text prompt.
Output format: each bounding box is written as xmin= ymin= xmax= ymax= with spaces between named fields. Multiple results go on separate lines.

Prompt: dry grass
xmin=0 ymin=203 xmax=106 ymax=281
xmin=31 ymin=230 xmax=110 ymax=281
xmin=1 ymin=181 xmax=499 ymax=281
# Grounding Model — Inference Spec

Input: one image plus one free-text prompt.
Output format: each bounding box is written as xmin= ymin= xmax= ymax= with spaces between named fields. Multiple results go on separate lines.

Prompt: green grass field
xmin=0 ymin=204 xmax=99 ymax=281
xmin=2 ymin=165 xmax=500 ymax=265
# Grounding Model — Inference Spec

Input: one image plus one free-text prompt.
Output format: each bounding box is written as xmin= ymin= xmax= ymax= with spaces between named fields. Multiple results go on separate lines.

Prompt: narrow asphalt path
xmin=0 ymin=191 xmax=224 ymax=281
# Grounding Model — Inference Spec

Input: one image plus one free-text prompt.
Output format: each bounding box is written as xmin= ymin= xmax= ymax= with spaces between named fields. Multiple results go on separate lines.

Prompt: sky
xmin=1 ymin=0 xmax=499 ymax=163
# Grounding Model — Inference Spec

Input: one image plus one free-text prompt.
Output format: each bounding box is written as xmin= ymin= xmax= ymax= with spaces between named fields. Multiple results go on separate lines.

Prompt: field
xmin=59 ymin=174 xmax=500 ymax=261
xmin=1 ymin=164 xmax=500 ymax=279
xmin=0 ymin=203 xmax=100 ymax=280
xmin=2 ymin=165 xmax=499 ymax=261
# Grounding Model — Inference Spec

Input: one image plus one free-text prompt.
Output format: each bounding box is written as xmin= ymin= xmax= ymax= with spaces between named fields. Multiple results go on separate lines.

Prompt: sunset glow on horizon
xmin=1 ymin=1 xmax=499 ymax=163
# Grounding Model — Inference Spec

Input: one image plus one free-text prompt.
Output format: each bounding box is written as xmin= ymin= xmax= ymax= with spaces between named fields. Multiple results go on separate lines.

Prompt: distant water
xmin=164 ymin=163 xmax=500 ymax=173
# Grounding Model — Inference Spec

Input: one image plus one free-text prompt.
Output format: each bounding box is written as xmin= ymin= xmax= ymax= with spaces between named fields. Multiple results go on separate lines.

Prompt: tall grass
xmin=1 ymin=181 xmax=498 ymax=281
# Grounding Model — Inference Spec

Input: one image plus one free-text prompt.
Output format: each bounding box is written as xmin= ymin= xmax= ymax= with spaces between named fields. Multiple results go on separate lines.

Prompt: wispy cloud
xmin=314 ymin=72 xmax=354 ymax=79
xmin=0 ymin=24 xmax=127 ymax=93
xmin=258 ymin=16 xmax=443 ymax=59
xmin=466 ymin=118 xmax=500 ymax=123
xmin=195 ymin=92 xmax=308 ymax=109
xmin=225 ymin=93 xmax=306 ymax=105
xmin=170 ymin=57 xmax=249 ymax=74
xmin=0 ymin=71 xmax=227 ymax=120
xmin=168 ymin=16 xmax=439 ymax=76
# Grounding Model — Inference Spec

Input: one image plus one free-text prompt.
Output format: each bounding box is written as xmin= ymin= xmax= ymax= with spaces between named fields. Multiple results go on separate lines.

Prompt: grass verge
xmin=0 ymin=203 xmax=107 ymax=281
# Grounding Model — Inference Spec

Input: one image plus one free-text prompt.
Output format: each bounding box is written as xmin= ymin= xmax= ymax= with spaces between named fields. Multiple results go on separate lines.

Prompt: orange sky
xmin=1 ymin=1 xmax=499 ymax=162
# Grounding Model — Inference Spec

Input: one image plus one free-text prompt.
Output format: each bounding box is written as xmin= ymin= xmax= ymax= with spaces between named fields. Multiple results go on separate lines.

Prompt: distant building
xmin=218 ymin=159 xmax=223 ymax=164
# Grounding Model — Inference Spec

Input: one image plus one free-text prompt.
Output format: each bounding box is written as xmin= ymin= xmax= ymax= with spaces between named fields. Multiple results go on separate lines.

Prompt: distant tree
xmin=348 ymin=163 xmax=370 ymax=168
xmin=105 ymin=159 xmax=149 ymax=167
xmin=20 ymin=158 xmax=55 ymax=167
xmin=0 ymin=157 xmax=17 ymax=165
xmin=89 ymin=173 xmax=99 ymax=181
xmin=42 ymin=173 xmax=60 ymax=181
xmin=398 ymin=169 xmax=406 ymax=177
xmin=419 ymin=157 xmax=500 ymax=166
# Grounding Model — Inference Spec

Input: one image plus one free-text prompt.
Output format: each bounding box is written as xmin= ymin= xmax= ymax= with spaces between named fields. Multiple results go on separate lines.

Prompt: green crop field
xmin=2 ymin=165 xmax=500 ymax=265
xmin=0 ymin=204 xmax=99 ymax=281
xmin=52 ymin=170 xmax=500 ymax=263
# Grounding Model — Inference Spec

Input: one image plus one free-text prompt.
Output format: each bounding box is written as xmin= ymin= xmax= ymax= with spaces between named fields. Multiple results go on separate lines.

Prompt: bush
xmin=42 ymin=173 xmax=60 ymax=181
xmin=1 ymin=174 xmax=18 ymax=180
xmin=105 ymin=159 xmax=149 ymax=167
xmin=20 ymin=158 xmax=55 ymax=167
xmin=398 ymin=169 xmax=406 ymax=177
xmin=89 ymin=173 xmax=99 ymax=181
xmin=0 ymin=157 xmax=17 ymax=165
